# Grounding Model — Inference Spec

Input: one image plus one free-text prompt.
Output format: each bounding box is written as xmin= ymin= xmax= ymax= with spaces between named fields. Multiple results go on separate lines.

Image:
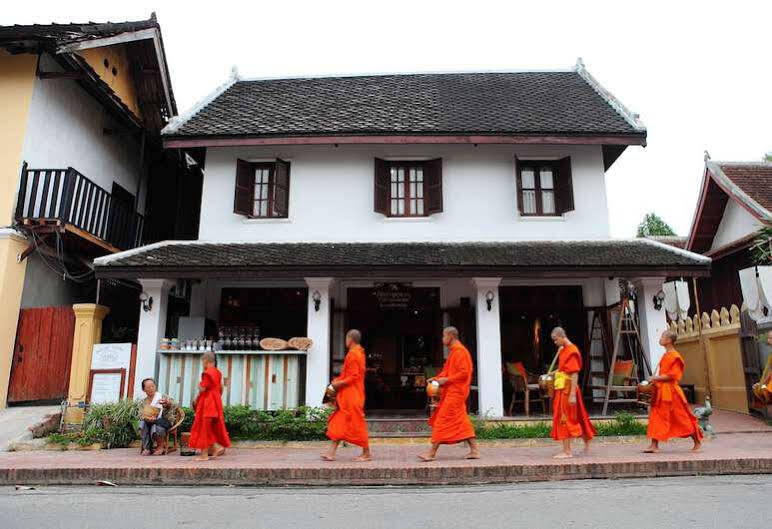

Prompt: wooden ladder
xmin=601 ymin=295 xmax=652 ymax=416
xmin=583 ymin=308 xmax=609 ymax=397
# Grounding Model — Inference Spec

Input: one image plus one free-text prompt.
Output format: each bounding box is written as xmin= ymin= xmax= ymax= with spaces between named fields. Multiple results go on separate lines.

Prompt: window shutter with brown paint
xmin=374 ymin=158 xmax=390 ymax=215
xmin=556 ymin=156 xmax=575 ymax=214
xmin=273 ymin=158 xmax=290 ymax=217
xmin=514 ymin=156 xmax=524 ymax=215
xmin=425 ymin=158 xmax=443 ymax=214
xmin=234 ymin=159 xmax=254 ymax=217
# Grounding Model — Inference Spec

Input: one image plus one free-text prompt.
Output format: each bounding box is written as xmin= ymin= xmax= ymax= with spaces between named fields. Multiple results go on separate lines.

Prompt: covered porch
xmin=93 ymin=240 xmax=710 ymax=418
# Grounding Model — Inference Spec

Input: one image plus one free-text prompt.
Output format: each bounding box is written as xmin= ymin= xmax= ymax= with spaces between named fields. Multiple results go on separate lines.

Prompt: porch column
xmin=134 ymin=279 xmax=172 ymax=398
xmin=472 ymin=277 xmax=504 ymax=418
xmin=635 ymin=278 xmax=667 ymax=371
xmin=64 ymin=304 xmax=109 ymax=425
xmin=305 ymin=277 xmax=333 ymax=407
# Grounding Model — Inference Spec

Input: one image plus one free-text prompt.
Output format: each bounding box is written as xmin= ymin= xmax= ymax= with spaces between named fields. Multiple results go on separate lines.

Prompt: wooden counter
xmin=157 ymin=350 xmax=306 ymax=410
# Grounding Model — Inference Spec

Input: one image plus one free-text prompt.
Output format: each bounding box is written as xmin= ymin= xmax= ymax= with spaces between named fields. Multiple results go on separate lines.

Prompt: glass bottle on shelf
xmin=244 ymin=333 xmax=253 ymax=350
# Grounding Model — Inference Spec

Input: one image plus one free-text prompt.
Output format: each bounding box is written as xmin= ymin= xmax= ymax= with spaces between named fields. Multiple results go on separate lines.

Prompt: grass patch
xmin=473 ymin=412 xmax=646 ymax=439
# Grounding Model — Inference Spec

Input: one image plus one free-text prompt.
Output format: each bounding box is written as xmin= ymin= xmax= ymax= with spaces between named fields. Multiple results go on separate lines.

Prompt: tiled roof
xmin=94 ymin=240 xmax=709 ymax=278
xmin=716 ymin=162 xmax=772 ymax=215
xmin=0 ymin=17 xmax=158 ymax=49
xmin=165 ymin=70 xmax=646 ymax=139
xmin=647 ymin=236 xmax=687 ymax=249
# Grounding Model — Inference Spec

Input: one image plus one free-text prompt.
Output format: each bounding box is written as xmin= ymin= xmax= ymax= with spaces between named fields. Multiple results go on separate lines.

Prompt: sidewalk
xmin=1 ymin=432 xmax=771 ymax=486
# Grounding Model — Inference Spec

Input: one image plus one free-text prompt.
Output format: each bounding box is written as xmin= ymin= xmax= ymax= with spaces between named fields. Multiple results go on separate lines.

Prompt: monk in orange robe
xmin=762 ymin=330 xmax=772 ymax=392
xmin=550 ymin=327 xmax=595 ymax=458
xmin=189 ymin=352 xmax=231 ymax=461
xmin=323 ymin=329 xmax=371 ymax=462
xmin=644 ymin=330 xmax=702 ymax=453
xmin=419 ymin=326 xmax=479 ymax=461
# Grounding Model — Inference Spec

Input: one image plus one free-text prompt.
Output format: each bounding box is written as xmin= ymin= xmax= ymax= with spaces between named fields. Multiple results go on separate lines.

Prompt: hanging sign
xmin=373 ymin=283 xmax=413 ymax=309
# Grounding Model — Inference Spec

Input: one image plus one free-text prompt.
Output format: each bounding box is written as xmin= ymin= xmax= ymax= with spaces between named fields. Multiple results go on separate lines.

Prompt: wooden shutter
xmin=425 ymin=158 xmax=443 ymax=214
xmin=514 ymin=156 xmax=524 ymax=215
xmin=374 ymin=158 xmax=390 ymax=215
xmin=273 ymin=158 xmax=290 ymax=217
xmin=556 ymin=156 xmax=575 ymax=214
xmin=234 ymin=159 xmax=254 ymax=217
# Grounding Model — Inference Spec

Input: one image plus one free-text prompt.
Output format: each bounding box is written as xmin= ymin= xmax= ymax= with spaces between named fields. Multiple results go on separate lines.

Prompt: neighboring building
xmin=94 ymin=61 xmax=710 ymax=417
xmin=686 ymin=157 xmax=772 ymax=310
xmin=0 ymin=15 xmax=201 ymax=407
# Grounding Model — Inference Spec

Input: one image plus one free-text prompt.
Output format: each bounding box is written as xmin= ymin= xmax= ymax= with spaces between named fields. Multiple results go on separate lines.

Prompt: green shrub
xmin=595 ymin=412 xmax=647 ymax=436
xmin=472 ymin=411 xmax=646 ymax=439
xmin=48 ymin=400 xmax=140 ymax=448
xmin=181 ymin=405 xmax=333 ymax=441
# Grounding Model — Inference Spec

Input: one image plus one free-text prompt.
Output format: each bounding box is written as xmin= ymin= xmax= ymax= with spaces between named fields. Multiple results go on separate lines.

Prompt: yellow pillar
xmin=64 ymin=304 xmax=110 ymax=425
xmin=0 ymin=231 xmax=28 ymax=409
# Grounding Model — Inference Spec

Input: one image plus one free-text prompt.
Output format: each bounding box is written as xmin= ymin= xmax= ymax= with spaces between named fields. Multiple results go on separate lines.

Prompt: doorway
xmin=346 ymin=286 xmax=442 ymax=413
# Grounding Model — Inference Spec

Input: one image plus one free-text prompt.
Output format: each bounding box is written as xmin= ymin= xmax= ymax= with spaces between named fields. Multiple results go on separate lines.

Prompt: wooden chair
xmin=505 ymin=362 xmax=546 ymax=416
xmin=611 ymin=359 xmax=638 ymax=397
xmin=161 ymin=405 xmax=185 ymax=454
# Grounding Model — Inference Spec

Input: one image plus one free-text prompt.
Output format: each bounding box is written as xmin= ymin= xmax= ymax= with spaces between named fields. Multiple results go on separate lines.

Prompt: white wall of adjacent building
xmin=19 ymin=54 xmax=145 ymax=212
xmin=709 ymin=199 xmax=763 ymax=252
xmin=198 ymin=143 xmax=611 ymax=242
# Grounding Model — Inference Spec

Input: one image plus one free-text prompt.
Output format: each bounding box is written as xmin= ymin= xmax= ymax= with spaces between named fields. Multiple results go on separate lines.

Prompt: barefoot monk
xmin=644 ymin=330 xmax=702 ymax=453
xmin=419 ymin=326 xmax=479 ymax=461
xmin=323 ymin=329 xmax=371 ymax=462
xmin=550 ymin=327 xmax=595 ymax=458
xmin=189 ymin=352 xmax=231 ymax=461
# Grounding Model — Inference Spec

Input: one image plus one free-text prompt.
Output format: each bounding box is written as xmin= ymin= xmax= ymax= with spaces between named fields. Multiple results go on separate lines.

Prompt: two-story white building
xmin=94 ymin=61 xmax=710 ymax=418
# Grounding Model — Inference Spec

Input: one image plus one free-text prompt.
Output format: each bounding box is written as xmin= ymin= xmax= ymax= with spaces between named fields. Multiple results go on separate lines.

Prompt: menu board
xmin=88 ymin=369 xmax=126 ymax=404
xmin=91 ymin=343 xmax=133 ymax=398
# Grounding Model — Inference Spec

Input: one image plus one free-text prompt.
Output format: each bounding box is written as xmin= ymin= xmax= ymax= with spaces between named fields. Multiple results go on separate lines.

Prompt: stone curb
xmin=2 ymin=457 xmax=771 ymax=487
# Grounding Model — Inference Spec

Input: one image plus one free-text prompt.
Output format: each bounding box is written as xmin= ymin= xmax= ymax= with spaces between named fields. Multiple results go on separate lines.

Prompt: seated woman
xmin=138 ymin=378 xmax=172 ymax=456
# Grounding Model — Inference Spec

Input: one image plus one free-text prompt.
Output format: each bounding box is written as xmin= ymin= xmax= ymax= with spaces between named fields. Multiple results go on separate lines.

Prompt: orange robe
xmin=551 ymin=344 xmax=596 ymax=441
xmin=327 ymin=344 xmax=369 ymax=447
xmin=647 ymin=350 xmax=703 ymax=442
xmin=188 ymin=366 xmax=231 ymax=449
xmin=429 ymin=341 xmax=476 ymax=444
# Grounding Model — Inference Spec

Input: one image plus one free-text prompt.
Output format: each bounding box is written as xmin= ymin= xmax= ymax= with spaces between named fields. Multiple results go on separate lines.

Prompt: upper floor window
xmin=374 ymin=158 xmax=443 ymax=217
xmin=515 ymin=157 xmax=574 ymax=216
xmin=234 ymin=159 xmax=290 ymax=218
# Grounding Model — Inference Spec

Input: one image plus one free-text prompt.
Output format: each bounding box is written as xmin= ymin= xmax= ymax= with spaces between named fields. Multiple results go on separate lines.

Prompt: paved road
xmin=2 ymin=475 xmax=771 ymax=529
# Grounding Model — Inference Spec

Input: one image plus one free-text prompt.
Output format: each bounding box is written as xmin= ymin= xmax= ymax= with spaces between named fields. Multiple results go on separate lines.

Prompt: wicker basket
xmin=288 ymin=337 xmax=314 ymax=351
xmin=259 ymin=337 xmax=289 ymax=351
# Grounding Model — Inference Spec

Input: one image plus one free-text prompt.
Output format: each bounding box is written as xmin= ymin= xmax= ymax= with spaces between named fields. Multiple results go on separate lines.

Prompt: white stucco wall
xmin=19 ymin=55 xmax=144 ymax=211
xmin=710 ymin=199 xmax=762 ymax=252
xmin=198 ymin=144 xmax=611 ymax=242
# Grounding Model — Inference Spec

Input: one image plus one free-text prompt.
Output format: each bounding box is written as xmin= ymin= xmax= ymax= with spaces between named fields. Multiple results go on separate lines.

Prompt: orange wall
xmin=79 ymin=45 xmax=142 ymax=120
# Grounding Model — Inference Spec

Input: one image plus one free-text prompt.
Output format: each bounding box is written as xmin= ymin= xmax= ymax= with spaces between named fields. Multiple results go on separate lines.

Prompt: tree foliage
xmin=750 ymin=227 xmax=772 ymax=265
xmin=636 ymin=212 xmax=676 ymax=237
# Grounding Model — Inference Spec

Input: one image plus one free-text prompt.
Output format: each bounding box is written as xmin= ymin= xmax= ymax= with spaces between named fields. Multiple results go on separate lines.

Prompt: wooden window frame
xmin=234 ymin=159 xmax=290 ymax=219
xmin=387 ymin=161 xmax=428 ymax=218
xmin=517 ymin=160 xmax=560 ymax=217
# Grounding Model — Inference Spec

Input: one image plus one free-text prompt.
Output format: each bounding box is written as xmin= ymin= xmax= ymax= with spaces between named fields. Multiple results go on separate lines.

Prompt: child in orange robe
xmin=550 ymin=327 xmax=596 ymax=458
xmin=644 ymin=330 xmax=702 ymax=453
xmin=419 ymin=326 xmax=479 ymax=461
xmin=189 ymin=352 xmax=231 ymax=461
xmin=323 ymin=329 xmax=371 ymax=462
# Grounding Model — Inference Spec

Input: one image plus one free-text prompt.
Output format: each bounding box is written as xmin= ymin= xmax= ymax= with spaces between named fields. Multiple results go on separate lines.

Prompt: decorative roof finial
xmin=150 ymin=12 xmax=157 ymax=21
xmin=575 ymin=57 xmax=585 ymax=70
xmin=704 ymin=150 xmax=711 ymax=162
xmin=230 ymin=65 xmax=240 ymax=82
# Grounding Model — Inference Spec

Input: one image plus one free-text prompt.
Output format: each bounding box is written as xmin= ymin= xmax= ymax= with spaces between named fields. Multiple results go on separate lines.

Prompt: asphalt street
xmin=2 ymin=475 xmax=771 ymax=529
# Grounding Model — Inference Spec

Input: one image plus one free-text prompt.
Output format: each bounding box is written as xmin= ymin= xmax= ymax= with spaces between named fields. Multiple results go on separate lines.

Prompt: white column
xmin=472 ymin=277 xmax=504 ymax=418
xmin=635 ymin=278 xmax=667 ymax=372
xmin=135 ymin=279 xmax=173 ymax=398
xmin=305 ymin=277 xmax=333 ymax=407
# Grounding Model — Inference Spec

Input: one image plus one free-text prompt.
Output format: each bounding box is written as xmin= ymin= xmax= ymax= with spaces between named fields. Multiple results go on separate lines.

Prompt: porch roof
xmin=93 ymin=239 xmax=710 ymax=279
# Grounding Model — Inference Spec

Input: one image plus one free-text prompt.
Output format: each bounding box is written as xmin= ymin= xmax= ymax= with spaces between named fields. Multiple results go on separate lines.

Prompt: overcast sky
xmin=4 ymin=1 xmax=771 ymax=238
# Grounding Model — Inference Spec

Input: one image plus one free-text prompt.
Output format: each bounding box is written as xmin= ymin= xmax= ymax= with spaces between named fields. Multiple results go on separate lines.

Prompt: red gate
xmin=7 ymin=306 xmax=75 ymax=404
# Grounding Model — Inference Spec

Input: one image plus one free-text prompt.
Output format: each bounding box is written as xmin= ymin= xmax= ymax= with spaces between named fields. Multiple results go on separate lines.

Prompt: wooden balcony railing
xmin=15 ymin=163 xmax=147 ymax=252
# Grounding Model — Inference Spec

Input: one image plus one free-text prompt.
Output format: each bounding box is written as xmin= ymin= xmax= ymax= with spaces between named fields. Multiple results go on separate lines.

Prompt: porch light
xmin=485 ymin=290 xmax=495 ymax=311
xmin=312 ymin=290 xmax=322 ymax=312
xmin=139 ymin=291 xmax=153 ymax=312
xmin=652 ymin=289 xmax=666 ymax=311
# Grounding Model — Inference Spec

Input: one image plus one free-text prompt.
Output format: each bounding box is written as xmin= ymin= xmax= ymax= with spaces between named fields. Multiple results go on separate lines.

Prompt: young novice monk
xmin=550 ymin=327 xmax=595 ymax=458
xmin=189 ymin=351 xmax=231 ymax=461
xmin=644 ymin=330 xmax=702 ymax=453
xmin=419 ymin=326 xmax=479 ymax=462
xmin=323 ymin=329 xmax=371 ymax=462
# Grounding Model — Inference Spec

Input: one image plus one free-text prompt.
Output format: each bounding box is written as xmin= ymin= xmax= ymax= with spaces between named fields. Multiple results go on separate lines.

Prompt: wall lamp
xmin=139 ymin=291 xmax=153 ymax=312
xmin=485 ymin=290 xmax=495 ymax=311
xmin=312 ymin=290 xmax=322 ymax=312
xmin=653 ymin=290 xmax=666 ymax=311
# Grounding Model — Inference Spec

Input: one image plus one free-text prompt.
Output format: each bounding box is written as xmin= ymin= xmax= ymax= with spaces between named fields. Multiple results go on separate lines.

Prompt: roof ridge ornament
xmin=704 ymin=150 xmax=711 ymax=161
xmin=574 ymin=59 xmax=646 ymax=133
xmin=162 ymin=66 xmax=241 ymax=135
xmin=230 ymin=65 xmax=240 ymax=82
xmin=574 ymin=57 xmax=585 ymax=71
